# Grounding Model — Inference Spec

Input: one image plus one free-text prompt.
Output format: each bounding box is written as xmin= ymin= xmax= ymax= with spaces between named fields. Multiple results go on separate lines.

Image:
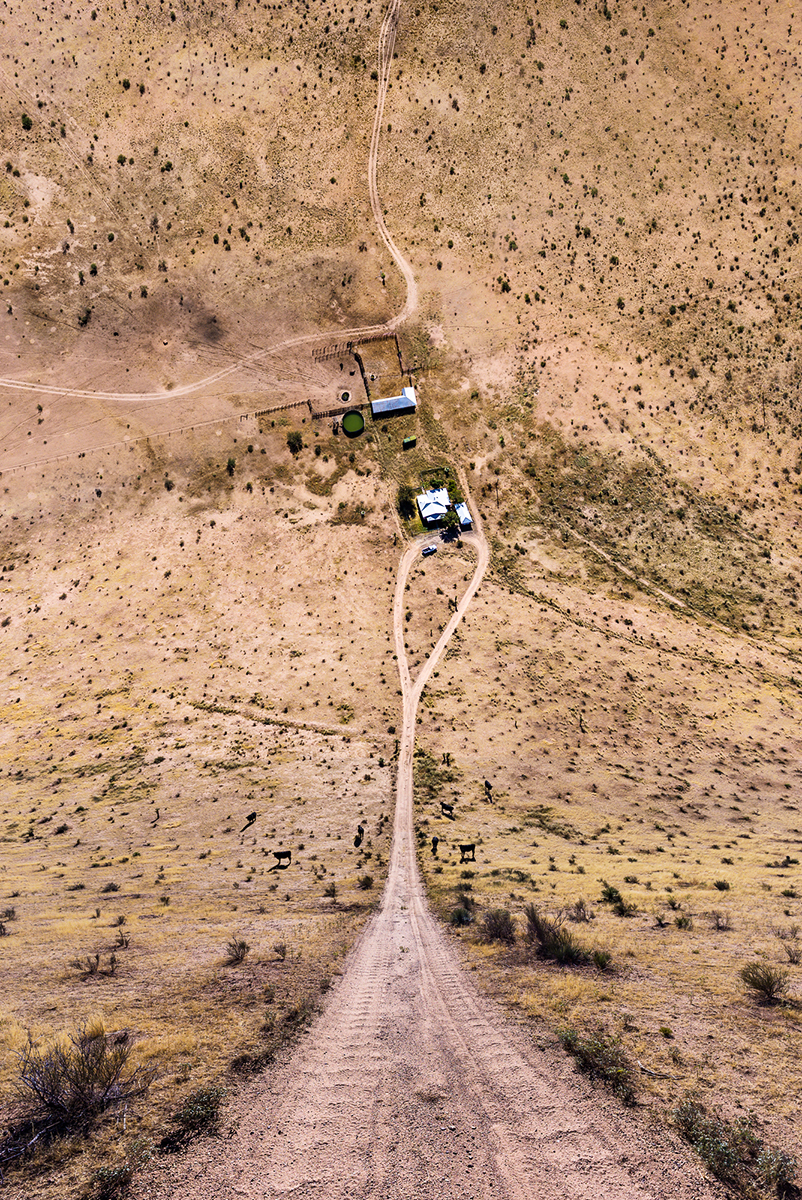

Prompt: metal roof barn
xmin=370 ymin=385 xmax=417 ymax=417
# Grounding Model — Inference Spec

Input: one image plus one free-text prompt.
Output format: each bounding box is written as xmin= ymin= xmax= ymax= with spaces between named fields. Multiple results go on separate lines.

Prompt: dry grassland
xmin=1 ymin=0 xmax=801 ymax=1191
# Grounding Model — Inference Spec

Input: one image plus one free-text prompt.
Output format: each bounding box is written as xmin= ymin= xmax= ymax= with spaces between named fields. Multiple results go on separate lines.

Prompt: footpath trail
xmin=143 ymin=515 xmax=722 ymax=1200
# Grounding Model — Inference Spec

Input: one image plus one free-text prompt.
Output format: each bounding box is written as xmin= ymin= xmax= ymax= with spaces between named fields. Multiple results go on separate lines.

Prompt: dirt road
xmin=144 ymin=515 xmax=721 ymax=1200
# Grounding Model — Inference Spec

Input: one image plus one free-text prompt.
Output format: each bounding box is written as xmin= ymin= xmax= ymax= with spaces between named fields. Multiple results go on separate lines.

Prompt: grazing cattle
xmin=459 ymin=843 xmax=476 ymax=863
xmin=440 ymin=801 xmax=455 ymax=819
xmin=270 ymin=850 xmax=292 ymax=870
xmin=354 ymin=823 xmax=365 ymax=849
xmin=484 ymin=779 xmax=492 ymax=792
xmin=431 ymin=836 xmax=439 ymax=856
xmin=150 ymin=808 xmax=161 ymax=827
xmin=240 ymin=811 xmax=257 ymax=832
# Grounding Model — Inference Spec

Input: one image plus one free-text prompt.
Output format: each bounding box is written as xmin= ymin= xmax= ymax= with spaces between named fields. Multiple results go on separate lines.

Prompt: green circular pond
xmin=342 ymin=409 xmax=365 ymax=437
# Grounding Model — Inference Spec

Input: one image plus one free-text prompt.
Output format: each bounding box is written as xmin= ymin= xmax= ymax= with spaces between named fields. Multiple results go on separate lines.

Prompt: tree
xmin=397 ymin=483 xmax=416 ymax=517
xmin=21 ymin=114 xmax=32 ymax=131
xmin=286 ymin=430 xmax=303 ymax=455
xmin=442 ymin=509 xmax=459 ymax=532
xmin=226 ymin=457 xmax=236 ymax=477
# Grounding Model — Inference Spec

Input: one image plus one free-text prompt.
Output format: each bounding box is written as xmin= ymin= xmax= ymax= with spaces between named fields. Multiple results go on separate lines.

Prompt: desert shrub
xmin=101 ymin=881 xmax=120 ymax=893
xmin=450 ymin=906 xmax=473 ymax=926
xmin=481 ymin=908 xmax=516 ymax=944
xmin=286 ymin=430 xmax=303 ymax=455
xmin=567 ymin=897 xmax=593 ymax=922
xmin=171 ymin=1086 xmax=227 ymax=1135
xmin=14 ymin=1024 xmax=154 ymax=1133
xmin=523 ymin=904 xmax=588 ymax=964
xmin=713 ymin=879 xmax=731 ymax=891
xmin=272 ymin=942 xmax=287 ymax=962
xmin=323 ymin=881 xmax=337 ymax=899
xmin=756 ymin=1145 xmax=798 ymax=1194
xmin=558 ymin=1027 xmax=636 ymax=1104
xmin=91 ymin=1164 xmax=133 ymax=1198
xmin=673 ymin=1095 xmax=796 ymax=1192
xmin=740 ymin=961 xmax=789 ymax=1004
xmin=358 ymin=874 xmax=374 ymax=890
xmin=774 ymin=924 xmax=801 ymax=964
xmin=592 ymin=949 xmax=612 ymax=971
xmin=600 ymin=880 xmax=622 ymax=905
xmin=710 ymin=910 xmax=733 ymax=931
xmin=225 ymin=937 xmax=250 ymax=965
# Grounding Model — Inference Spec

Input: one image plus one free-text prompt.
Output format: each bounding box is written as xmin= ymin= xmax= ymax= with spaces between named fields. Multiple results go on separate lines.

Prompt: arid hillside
xmin=0 ymin=0 xmax=801 ymax=1195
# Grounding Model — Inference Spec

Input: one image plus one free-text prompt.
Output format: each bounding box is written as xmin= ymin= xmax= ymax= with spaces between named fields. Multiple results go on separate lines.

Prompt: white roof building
xmin=416 ymin=487 xmax=450 ymax=525
xmin=371 ymin=386 xmax=417 ymax=417
xmin=455 ymin=502 xmax=472 ymax=529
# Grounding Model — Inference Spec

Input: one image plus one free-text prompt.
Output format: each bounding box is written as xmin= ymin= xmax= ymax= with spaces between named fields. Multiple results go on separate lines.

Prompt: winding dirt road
xmin=145 ymin=515 xmax=721 ymax=1200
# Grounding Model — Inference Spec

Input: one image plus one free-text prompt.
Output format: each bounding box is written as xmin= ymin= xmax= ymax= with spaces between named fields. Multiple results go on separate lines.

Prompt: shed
xmin=455 ymin=502 xmax=473 ymax=529
xmin=370 ymin=385 xmax=417 ymax=418
xmin=402 ymin=435 xmax=417 ymax=449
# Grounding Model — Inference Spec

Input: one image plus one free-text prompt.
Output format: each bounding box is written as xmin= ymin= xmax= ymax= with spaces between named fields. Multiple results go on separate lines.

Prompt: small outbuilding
xmin=417 ymin=487 xmax=450 ymax=526
xmin=455 ymin=502 xmax=473 ymax=530
xmin=370 ymin=385 xmax=417 ymax=418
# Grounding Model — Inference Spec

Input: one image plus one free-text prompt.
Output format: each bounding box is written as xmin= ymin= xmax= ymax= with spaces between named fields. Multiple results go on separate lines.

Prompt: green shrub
xmin=740 ymin=961 xmax=789 ymax=1004
xmin=286 ymin=430 xmax=303 ymax=455
xmin=481 ymin=908 xmax=516 ymax=944
xmin=171 ymin=1086 xmax=227 ymax=1135
xmin=558 ymin=1027 xmax=636 ymax=1104
xmin=450 ymin=906 xmax=473 ymax=926
xmin=225 ymin=936 xmax=249 ymax=965
xmin=523 ymin=904 xmax=588 ymax=964
xmin=673 ymin=1095 xmax=796 ymax=1192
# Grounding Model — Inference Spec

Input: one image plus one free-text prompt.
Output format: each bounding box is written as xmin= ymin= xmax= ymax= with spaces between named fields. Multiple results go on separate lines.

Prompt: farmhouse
xmin=416 ymin=487 xmax=450 ymax=526
xmin=370 ymin=385 xmax=417 ymax=418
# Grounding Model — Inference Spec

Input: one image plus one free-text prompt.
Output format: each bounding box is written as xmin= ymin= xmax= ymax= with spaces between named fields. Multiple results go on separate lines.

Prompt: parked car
xmin=422 ymin=544 xmax=438 ymax=557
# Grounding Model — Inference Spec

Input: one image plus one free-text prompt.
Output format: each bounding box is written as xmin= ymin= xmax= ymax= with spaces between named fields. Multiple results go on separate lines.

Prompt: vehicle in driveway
xmin=422 ymin=544 xmax=437 ymax=557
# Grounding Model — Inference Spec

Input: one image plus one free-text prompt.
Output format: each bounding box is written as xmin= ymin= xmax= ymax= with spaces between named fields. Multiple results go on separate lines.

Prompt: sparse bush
xmin=592 ymin=949 xmax=612 ymax=971
xmin=713 ymin=879 xmax=731 ymax=891
xmin=523 ymin=904 xmax=588 ymax=964
xmin=272 ymin=942 xmax=287 ymax=961
xmin=324 ymin=881 xmax=337 ymax=899
xmin=481 ymin=908 xmax=516 ymax=944
xmin=775 ymin=924 xmax=802 ymax=964
xmin=450 ymin=906 xmax=473 ymax=926
xmin=101 ymin=881 xmax=120 ymax=894
xmin=14 ymin=1024 xmax=154 ymax=1134
xmin=171 ymin=1085 xmax=227 ymax=1135
xmin=673 ymin=1095 xmax=795 ymax=1192
xmin=600 ymin=880 xmax=622 ymax=905
xmin=568 ymin=897 xmax=593 ymax=922
xmin=286 ymin=430 xmax=303 ymax=455
xmin=558 ymin=1027 xmax=636 ymax=1104
xmin=358 ymin=874 xmax=374 ymax=890
xmin=740 ymin=961 xmax=789 ymax=1004
xmin=710 ymin=910 xmax=732 ymax=931
xmin=225 ymin=936 xmax=250 ymax=965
